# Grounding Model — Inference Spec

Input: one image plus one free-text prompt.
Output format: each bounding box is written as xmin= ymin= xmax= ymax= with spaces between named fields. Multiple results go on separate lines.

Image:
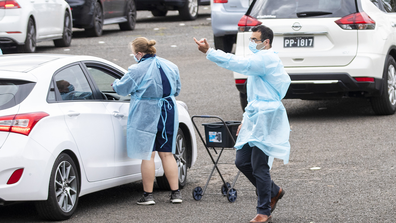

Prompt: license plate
xmin=284 ymin=37 xmax=314 ymax=48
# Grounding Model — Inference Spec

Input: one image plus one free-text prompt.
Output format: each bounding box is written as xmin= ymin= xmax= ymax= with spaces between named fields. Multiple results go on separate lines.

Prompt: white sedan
xmin=0 ymin=54 xmax=197 ymax=220
xmin=0 ymin=0 xmax=72 ymax=52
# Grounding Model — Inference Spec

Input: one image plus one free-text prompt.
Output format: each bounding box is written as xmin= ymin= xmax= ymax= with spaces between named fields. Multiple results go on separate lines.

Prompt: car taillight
xmin=0 ymin=0 xmax=21 ymax=9
xmin=354 ymin=77 xmax=375 ymax=82
xmin=235 ymin=79 xmax=246 ymax=84
xmin=7 ymin=168 xmax=24 ymax=185
xmin=213 ymin=0 xmax=228 ymax=3
xmin=335 ymin=12 xmax=375 ymax=30
xmin=0 ymin=112 xmax=49 ymax=136
xmin=238 ymin=15 xmax=262 ymax=32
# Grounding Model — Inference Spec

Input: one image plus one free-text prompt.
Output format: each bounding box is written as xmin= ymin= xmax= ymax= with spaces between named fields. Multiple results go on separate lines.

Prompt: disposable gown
xmin=113 ymin=56 xmax=181 ymax=160
xmin=207 ymin=48 xmax=291 ymax=168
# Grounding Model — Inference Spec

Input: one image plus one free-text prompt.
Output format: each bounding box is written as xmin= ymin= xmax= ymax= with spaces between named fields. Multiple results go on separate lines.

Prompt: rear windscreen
xmin=0 ymin=80 xmax=35 ymax=110
xmin=250 ymin=0 xmax=357 ymax=19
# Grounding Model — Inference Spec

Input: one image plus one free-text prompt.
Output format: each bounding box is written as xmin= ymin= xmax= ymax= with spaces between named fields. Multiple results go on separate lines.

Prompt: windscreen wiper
xmin=297 ymin=11 xmax=333 ymax=17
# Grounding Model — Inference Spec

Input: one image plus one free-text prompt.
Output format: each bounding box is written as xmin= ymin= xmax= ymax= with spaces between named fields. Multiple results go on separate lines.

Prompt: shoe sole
xmin=171 ymin=199 xmax=182 ymax=204
xmin=137 ymin=201 xmax=155 ymax=205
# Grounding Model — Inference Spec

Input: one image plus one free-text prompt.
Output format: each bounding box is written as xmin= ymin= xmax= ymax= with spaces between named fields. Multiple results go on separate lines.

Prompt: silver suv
xmin=211 ymin=0 xmax=250 ymax=53
xmin=234 ymin=0 xmax=396 ymax=115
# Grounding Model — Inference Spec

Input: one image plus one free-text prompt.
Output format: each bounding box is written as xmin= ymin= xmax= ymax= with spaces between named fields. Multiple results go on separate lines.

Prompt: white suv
xmin=234 ymin=0 xmax=396 ymax=115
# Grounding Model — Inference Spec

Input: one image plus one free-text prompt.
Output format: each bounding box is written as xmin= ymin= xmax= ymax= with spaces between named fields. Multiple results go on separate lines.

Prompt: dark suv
xmin=66 ymin=0 xmax=137 ymax=37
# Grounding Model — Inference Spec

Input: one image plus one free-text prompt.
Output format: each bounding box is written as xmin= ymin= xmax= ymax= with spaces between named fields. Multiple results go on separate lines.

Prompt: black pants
xmin=235 ymin=143 xmax=280 ymax=216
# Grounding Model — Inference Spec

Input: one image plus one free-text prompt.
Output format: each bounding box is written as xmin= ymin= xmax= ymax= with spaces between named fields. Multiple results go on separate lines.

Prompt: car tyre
xmin=35 ymin=153 xmax=80 ymax=221
xmin=54 ymin=12 xmax=72 ymax=47
xmin=119 ymin=0 xmax=137 ymax=31
xmin=179 ymin=0 xmax=198 ymax=21
xmin=85 ymin=1 xmax=103 ymax=37
xmin=214 ymin=35 xmax=235 ymax=53
xmin=18 ymin=18 xmax=36 ymax=53
xmin=156 ymin=128 xmax=188 ymax=190
xmin=151 ymin=9 xmax=168 ymax=17
xmin=371 ymin=56 xmax=396 ymax=115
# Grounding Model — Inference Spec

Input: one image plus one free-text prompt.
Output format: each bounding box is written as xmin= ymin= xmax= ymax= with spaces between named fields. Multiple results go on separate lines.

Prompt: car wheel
xmin=54 ymin=12 xmax=72 ymax=47
xmin=371 ymin=56 xmax=396 ymax=115
xmin=18 ymin=18 xmax=36 ymax=53
xmin=119 ymin=0 xmax=137 ymax=31
xmin=178 ymin=0 xmax=198 ymax=21
xmin=214 ymin=35 xmax=236 ymax=53
xmin=151 ymin=9 xmax=168 ymax=17
xmin=35 ymin=153 xmax=80 ymax=221
xmin=239 ymin=92 xmax=247 ymax=112
xmin=156 ymin=128 xmax=188 ymax=190
xmin=85 ymin=1 xmax=103 ymax=37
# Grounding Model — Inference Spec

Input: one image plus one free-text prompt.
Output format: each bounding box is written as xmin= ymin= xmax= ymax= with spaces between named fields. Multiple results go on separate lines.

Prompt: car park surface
xmin=235 ymin=0 xmax=396 ymax=115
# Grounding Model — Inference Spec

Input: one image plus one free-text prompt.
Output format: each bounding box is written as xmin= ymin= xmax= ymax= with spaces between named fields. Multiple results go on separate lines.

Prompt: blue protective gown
xmin=207 ymin=48 xmax=291 ymax=168
xmin=113 ymin=55 xmax=181 ymax=160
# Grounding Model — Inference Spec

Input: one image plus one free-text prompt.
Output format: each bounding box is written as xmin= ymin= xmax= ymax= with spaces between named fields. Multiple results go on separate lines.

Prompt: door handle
xmin=392 ymin=23 xmax=396 ymax=27
xmin=113 ymin=112 xmax=124 ymax=118
xmin=67 ymin=111 xmax=80 ymax=117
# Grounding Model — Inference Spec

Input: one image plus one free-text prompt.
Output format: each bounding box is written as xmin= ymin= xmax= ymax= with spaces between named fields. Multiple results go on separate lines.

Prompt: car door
xmin=83 ymin=62 xmax=147 ymax=178
xmin=53 ymin=63 xmax=116 ymax=182
xmin=31 ymin=0 xmax=50 ymax=37
xmin=45 ymin=0 xmax=64 ymax=35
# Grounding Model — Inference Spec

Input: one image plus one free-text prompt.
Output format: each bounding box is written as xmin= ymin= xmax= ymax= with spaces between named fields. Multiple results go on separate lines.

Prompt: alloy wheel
xmin=388 ymin=64 xmax=396 ymax=106
xmin=55 ymin=161 xmax=78 ymax=212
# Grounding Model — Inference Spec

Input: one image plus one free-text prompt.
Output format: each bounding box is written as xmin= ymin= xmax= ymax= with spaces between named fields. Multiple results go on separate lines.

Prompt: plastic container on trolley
xmin=202 ymin=121 xmax=240 ymax=148
xmin=191 ymin=115 xmax=241 ymax=203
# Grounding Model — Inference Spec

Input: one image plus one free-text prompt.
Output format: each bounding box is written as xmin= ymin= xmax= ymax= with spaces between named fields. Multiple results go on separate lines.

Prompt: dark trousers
xmin=235 ymin=143 xmax=280 ymax=216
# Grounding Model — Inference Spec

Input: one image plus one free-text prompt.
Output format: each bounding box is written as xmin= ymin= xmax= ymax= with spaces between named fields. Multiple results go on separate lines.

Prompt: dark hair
xmin=251 ymin=25 xmax=274 ymax=47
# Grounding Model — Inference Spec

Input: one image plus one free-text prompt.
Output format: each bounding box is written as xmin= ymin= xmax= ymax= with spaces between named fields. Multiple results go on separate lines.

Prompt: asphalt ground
xmin=1 ymin=5 xmax=396 ymax=223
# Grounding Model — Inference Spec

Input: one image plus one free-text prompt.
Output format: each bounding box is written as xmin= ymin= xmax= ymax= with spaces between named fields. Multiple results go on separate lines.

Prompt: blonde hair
xmin=131 ymin=37 xmax=157 ymax=55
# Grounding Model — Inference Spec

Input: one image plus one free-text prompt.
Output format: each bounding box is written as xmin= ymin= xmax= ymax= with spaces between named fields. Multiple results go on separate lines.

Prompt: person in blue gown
xmin=194 ymin=25 xmax=291 ymax=223
xmin=113 ymin=37 xmax=182 ymax=205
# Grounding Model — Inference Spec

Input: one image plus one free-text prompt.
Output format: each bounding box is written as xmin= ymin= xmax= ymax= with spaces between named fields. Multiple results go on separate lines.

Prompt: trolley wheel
xmin=192 ymin=186 xmax=203 ymax=201
xmin=227 ymin=188 xmax=237 ymax=203
xmin=221 ymin=182 xmax=231 ymax=196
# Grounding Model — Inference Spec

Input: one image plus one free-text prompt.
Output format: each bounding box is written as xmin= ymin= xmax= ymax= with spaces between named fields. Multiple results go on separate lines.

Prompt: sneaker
xmin=170 ymin=191 xmax=182 ymax=204
xmin=137 ymin=194 xmax=155 ymax=205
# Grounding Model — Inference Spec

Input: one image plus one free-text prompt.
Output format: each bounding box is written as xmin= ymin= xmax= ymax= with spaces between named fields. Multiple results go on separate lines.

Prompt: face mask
xmin=249 ymin=41 xmax=266 ymax=53
xmin=133 ymin=54 xmax=139 ymax=62
xmin=68 ymin=84 xmax=75 ymax=92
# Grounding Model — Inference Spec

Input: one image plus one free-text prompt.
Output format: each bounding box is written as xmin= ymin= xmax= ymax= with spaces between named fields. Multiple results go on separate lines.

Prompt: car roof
xmin=0 ymin=54 xmax=75 ymax=73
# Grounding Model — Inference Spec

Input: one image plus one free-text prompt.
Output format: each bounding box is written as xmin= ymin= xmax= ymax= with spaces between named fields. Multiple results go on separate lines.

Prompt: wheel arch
xmin=179 ymin=122 xmax=192 ymax=168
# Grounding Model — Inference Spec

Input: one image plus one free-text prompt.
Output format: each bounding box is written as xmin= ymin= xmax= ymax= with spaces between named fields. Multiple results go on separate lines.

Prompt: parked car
xmin=66 ymin=0 xmax=137 ymax=37
xmin=234 ymin=0 xmax=396 ymax=115
xmin=211 ymin=0 xmax=250 ymax=53
xmin=0 ymin=0 xmax=72 ymax=53
xmin=0 ymin=54 xmax=197 ymax=220
xmin=136 ymin=0 xmax=209 ymax=21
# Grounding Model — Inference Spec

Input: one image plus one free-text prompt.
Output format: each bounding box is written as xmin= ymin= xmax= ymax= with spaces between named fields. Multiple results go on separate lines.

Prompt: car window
xmin=0 ymin=80 xmax=35 ymax=110
xmin=54 ymin=65 xmax=94 ymax=101
xmin=250 ymin=0 xmax=356 ymax=19
xmin=382 ymin=0 xmax=396 ymax=12
xmin=86 ymin=66 xmax=131 ymax=101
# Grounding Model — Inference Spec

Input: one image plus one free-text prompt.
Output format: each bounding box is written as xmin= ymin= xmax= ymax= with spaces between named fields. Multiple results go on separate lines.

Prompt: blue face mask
xmin=133 ymin=54 xmax=139 ymax=62
xmin=249 ymin=41 xmax=266 ymax=53
xmin=67 ymin=84 xmax=75 ymax=92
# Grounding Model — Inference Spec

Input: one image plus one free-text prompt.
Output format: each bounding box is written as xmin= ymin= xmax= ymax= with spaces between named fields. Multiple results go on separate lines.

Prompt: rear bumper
xmin=235 ymin=73 xmax=383 ymax=99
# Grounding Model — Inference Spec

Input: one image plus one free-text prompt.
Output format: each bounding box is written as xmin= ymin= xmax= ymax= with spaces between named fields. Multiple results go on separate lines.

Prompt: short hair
xmin=131 ymin=37 xmax=157 ymax=55
xmin=251 ymin=25 xmax=274 ymax=47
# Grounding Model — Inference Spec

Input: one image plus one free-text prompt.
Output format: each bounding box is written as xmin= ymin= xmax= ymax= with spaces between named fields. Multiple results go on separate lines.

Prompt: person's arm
xmin=113 ymin=66 xmax=138 ymax=96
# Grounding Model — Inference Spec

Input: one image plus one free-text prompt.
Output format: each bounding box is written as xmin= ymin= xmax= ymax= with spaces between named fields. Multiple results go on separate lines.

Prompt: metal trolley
xmin=191 ymin=115 xmax=241 ymax=203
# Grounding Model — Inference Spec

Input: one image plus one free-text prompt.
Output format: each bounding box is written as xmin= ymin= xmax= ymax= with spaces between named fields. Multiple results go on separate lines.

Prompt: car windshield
xmin=250 ymin=0 xmax=357 ymax=19
xmin=0 ymin=80 xmax=35 ymax=110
